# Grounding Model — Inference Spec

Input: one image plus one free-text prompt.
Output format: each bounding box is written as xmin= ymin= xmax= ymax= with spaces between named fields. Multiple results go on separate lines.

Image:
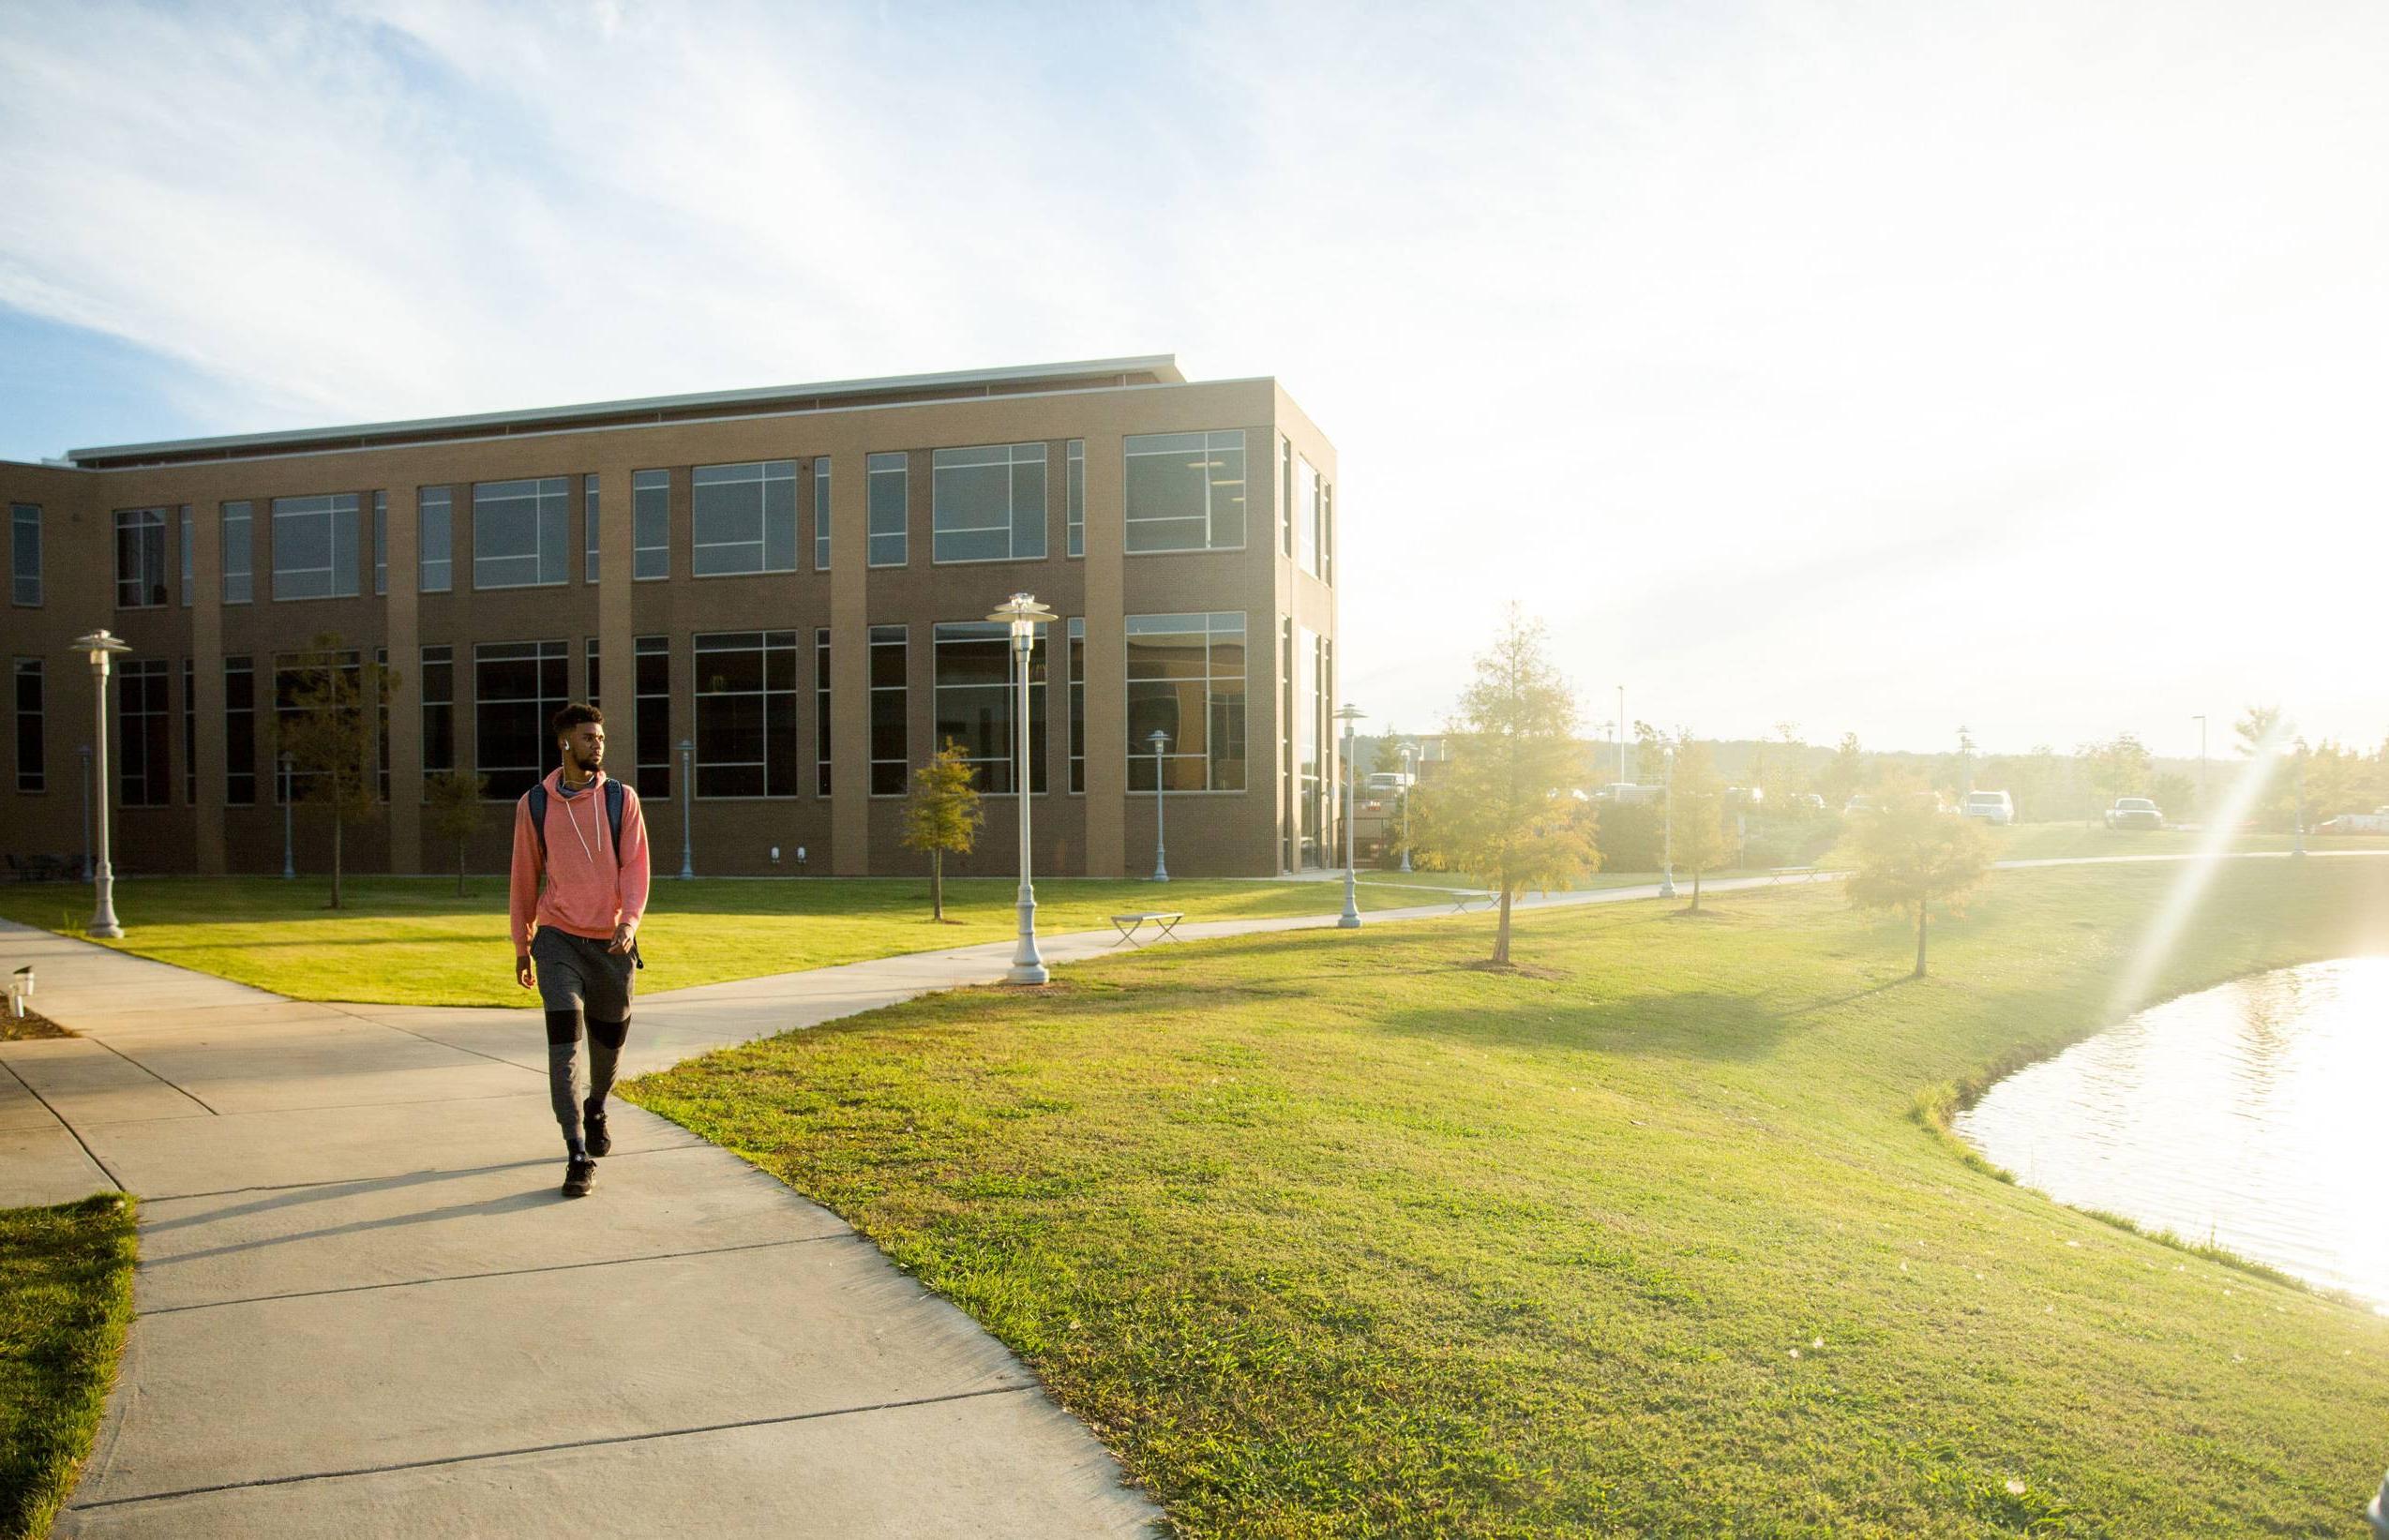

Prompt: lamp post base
xmin=88 ymin=869 xmax=123 ymax=938
xmin=1658 ymin=869 xmax=1678 ymax=899
xmin=1006 ymin=891 xmax=1048 ymax=984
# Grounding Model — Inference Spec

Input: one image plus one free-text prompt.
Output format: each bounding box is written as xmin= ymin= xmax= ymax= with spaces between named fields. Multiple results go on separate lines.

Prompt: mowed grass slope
xmin=0 ymin=1195 xmax=137 ymax=1540
xmin=0 ymin=875 xmax=1429 ymax=1008
xmin=630 ymin=860 xmax=2389 ymax=1538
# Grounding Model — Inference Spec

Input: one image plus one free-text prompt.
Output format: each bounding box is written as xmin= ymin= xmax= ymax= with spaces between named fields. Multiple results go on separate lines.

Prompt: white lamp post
xmin=678 ymin=739 xmax=696 ymax=878
xmin=987 ymin=593 xmax=1055 ymax=982
xmin=71 ymin=631 xmax=129 ymax=937
xmin=279 ymin=751 xmax=295 ymax=879
xmin=1397 ymin=740 xmax=1417 ymax=873
xmin=1334 ymin=704 xmax=1364 ymax=929
xmin=1660 ymin=742 xmax=1679 ymax=899
xmin=1147 ymin=727 xmax=1170 ymax=882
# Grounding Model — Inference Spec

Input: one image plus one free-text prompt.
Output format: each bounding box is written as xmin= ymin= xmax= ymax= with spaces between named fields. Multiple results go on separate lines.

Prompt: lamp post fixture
xmin=2192 ymin=713 xmax=2207 ymax=827
xmin=279 ymin=751 xmax=295 ymax=879
xmin=1398 ymin=740 xmax=1418 ymax=873
xmin=77 ymin=744 xmax=92 ymax=881
xmin=678 ymin=739 xmax=696 ymax=879
xmin=1334 ymin=704 xmax=1365 ymax=929
xmin=1147 ymin=727 xmax=1170 ymax=882
xmin=70 ymin=631 xmax=130 ymax=938
xmin=988 ymin=593 xmax=1056 ymax=982
xmin=1659 ymin=743 xmax=1679 ymax=899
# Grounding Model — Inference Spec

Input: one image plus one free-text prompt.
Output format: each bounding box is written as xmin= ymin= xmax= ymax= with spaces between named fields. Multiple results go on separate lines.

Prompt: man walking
xmin=511 ymin=702 xmax=651 ymax=1197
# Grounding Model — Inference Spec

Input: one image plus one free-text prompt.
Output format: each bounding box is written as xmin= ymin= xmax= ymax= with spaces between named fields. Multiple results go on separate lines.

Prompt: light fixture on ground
xmin=1660 ymin=742 xmax=1678 ymax=900
xmin=1147 ymin=727 xmax=1170 ymax=882
xmin=988 ymin=592 xmax=1056 ymax=982
xmin=1397 ymin=740 xmax=1418 ymax=873
xmin=1334 ymin=704 xmax=1365 ymax=929
xmin=70 ymin=631 xmax=129 ymax=938
xmin=279 ymin=751 xmax=295 ymax=879
xmin=678 ymin=739 xmax=696 ymax=878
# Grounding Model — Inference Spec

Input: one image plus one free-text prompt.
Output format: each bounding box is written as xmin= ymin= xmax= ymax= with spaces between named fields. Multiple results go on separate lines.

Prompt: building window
xmin=13 ymin=659 xmax=41 ymax=793
xmin=1066 ymin=441 xmax=1085 ymax=559
xmin=273 ymin=649 xmax=361 ymax=803
xmin=270 ymin=494 xmax=360 ymax=601
xmin=118 ymin=658 xmax=172 ymax=807
xmin=1068 ymin=618 xmax=1085 ymax=793
xmin=812 ymin=457 xmax=832 ymax=571
xmin=1124 ymin=430 xmax=1246 ymax=553
xmin=584 ymin=476 xmax=600 ymax=584
xmin=1322 ymin=481 xmax=1334 ymax=586
xmin=1281 ymin=618 xmax=1295 ymax=846
xmin=1127 ymin=612 xmax=1246 ymax=791
xmin=224 ymin=657 xmax=255 ymax=805
xmin=636 ymin=635 xmax=670 ymax=797
xmin=183 ymin=658 xmax=196 ymax=803
xmin=693 ymin=630 xmax=799 ymax=798
xmin=585 ymin=637 xmax=600 ymax=706
xmin=931 ymin=443 xmax=1046 ymax=563
xmin=221 ymin=502 xmax=252 ymax=605
xmin=634 ymin=470 xmax=669 ymax=580
xmin=8 ymin=505 xmax=38 ymax=606
xmin=1297 ymin=623 xmax=1320 ymax=863
xmin=1296 ymin=456 xmax=1321 ymax=577
xmin=473 ymin=478 xmax=569 ymax=590
xmin=420 ymin=487 xmax=453 ymax=592
xmin=373 ymin=492 xmax=388 ymax=595
xmin=932 ymin=622 xmax=1045 ymax=794
xmin=181 ymin=508 xmax=194 ymax=607
xmin=692 ymin=460 xmax=797 ymax=576
xmin=869 ymin=624 xmax=907 ymax=794
xmin=420 ymin=646 xmax=453 ymax=776
xmin=814 ymin=628 xmax=832 ymax=796
xmin=866 ymin=453 xmax=908 ymax=567
xmin=375 ymin=648 xmax=390 ymax=801
xmin=473 ymin=641 xmax=566 ymax=799
xmin=116 ymin=508 xmax=171 ymax=607
xmin=1280 ymin=437 xmax=1294 ymax=558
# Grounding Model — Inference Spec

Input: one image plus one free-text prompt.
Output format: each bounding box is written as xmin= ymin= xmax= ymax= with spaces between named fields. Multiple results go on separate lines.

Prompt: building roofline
xmin=64 ymin=354 xmax=1187 ymax=470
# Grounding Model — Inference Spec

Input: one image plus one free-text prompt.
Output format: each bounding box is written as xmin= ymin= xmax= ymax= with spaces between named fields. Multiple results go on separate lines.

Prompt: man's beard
xmin=568 ymin=748 xmax=602 ymax=777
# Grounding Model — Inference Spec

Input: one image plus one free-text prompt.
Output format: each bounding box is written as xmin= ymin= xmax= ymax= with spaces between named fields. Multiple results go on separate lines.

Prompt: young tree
xmin=1816 ymin=732 xmax=1865 ymax=810
xmin=1667 ymin=738 xmax=1731 ymax=911
xmin=423 ymin=769 xmax=489 ymax=898
xmin=2077 ymin=732 xmax=2152 ymax=819
xmin=276 ymin=635 xmax=396 ymax=910
xmin=902 ymin=738 xmax=984 ymax=921
xmin=1412 ymin=608 xmax=1598 ymax=964
xmin=1847 ymin=788 xmax=1996 ymax=978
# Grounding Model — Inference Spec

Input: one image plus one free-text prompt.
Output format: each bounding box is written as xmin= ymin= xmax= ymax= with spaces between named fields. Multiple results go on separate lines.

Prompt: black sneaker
xmin=562 ymin=1158 xmax=595 ymax=1198
xmin=583 ymin=1103 xmax=611 ymax=1158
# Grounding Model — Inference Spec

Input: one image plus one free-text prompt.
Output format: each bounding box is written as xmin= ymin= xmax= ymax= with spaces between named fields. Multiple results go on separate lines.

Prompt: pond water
xmin=1955 ymin=957 xmax=2389 ymax=1311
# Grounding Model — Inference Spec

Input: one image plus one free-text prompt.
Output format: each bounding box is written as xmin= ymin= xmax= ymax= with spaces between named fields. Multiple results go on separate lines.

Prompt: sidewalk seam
xmin=2 ymin=1055 xmax=128 ymax=1189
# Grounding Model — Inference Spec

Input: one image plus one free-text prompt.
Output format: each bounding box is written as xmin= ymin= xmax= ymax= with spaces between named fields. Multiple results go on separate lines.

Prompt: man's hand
xmin=516 ymin=953 xmax=534 ymax=990
xmin=607 ymin=922 xmax=637 ymax=956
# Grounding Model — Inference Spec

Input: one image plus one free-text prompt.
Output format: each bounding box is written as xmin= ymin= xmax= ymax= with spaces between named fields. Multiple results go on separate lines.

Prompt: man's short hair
xmin=552 ymin=702 xmax=604 ymax=738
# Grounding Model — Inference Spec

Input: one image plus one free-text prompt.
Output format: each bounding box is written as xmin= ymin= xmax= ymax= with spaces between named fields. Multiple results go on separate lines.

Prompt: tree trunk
xmin=1914 ymin=904 xmax=1930 ymax=978
xmin=930 ymin=851 xmax=943 ymax=921
xmin=1493 ymin=887 xmax=1512 ymax=964
xmin=331 ymin=813 xmax=343 ymax=910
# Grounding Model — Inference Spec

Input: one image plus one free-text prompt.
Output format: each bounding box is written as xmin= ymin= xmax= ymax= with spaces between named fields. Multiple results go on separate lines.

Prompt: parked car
xmin=1961 ymin=790 xmax=2016 ymax=825
xmin=1789 ymin=792 xmax=1826 ymax=812
xmin=2314 ymin=807 xmax=2389 ymax=834
xmin=2104 ymin=797 xmax=2164 ymax=830
xmin=1844 ymin=795 xmax=1878 ymax=815
xmin=1594 ymin=783 xmax=1663 ymax=805
xmin=1364 ymin=771 xmax=1412 ymax=796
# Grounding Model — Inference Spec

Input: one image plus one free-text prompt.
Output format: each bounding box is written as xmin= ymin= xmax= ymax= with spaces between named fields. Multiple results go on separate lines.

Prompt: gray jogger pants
xmin=532 ymin=927 xmax=636 ymax=1145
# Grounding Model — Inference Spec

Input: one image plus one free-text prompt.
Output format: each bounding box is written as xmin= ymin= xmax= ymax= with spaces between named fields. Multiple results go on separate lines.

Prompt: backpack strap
xmin=605 ymin=780 xmax=626 ymax=866
xmin=524 ymin=784 xmax=549 ymax=865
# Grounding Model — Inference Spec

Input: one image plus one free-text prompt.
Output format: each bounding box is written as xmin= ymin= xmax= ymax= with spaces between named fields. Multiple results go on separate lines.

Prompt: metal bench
xmin=1107 ymin=911 xmax=1185 ymax=946
xmin=1449 ymin=889 xmax=1498 ymax=913
xmin=1770 ymin=866 xmax=1820 ymax=883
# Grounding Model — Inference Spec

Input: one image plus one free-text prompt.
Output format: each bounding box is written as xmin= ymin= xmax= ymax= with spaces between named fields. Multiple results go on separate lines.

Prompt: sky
xmin=2 ymin=0 xmax=2382 ymax=759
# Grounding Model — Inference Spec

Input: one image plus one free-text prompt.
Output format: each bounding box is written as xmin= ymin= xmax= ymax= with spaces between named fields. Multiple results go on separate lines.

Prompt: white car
xmin=1961 ymin=790 xmax=2015 ymax=825
xmin=2104 ymin=797 xmax=2164 ymax=830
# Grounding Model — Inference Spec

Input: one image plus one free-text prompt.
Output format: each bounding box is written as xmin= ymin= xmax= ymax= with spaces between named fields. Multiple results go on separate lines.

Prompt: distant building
xmin=0 ymin=356 xmax=1342 ymax=877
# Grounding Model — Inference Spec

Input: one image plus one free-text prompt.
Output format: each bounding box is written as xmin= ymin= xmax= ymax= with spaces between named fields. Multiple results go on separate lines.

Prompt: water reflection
xmin=1956 ymin=957 xmax=2389 ymax=1310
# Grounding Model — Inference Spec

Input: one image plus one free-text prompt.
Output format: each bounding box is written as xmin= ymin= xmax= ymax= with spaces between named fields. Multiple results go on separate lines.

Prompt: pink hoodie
xmin=509 ymin=768 xmax=653 ymax=953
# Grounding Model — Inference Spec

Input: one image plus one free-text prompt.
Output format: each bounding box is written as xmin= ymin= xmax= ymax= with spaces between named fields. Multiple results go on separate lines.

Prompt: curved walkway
xmin=0 ymin=855 xmax=2368 ymax=1536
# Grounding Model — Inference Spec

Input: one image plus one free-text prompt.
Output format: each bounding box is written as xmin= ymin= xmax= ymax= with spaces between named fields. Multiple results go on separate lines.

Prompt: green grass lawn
xmin=0 ymin=1195 xmax=136 ymax=1540
xmin=1991 ymin=820 xmax=2389 ymax=862
xmin=0 ymin=875 xmax=1440 ymax=1008
xmin=629 ymin=860 xmax=2389 ymax=1537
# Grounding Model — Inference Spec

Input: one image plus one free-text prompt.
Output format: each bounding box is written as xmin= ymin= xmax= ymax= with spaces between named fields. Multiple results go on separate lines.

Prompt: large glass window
xmin=812 ymin=458 xmax=832 ymax=571
xmin=116 ymin=508 xmax=170 ymax=607
xmin=931 ymin=443 xmax=1046 ymax=563
xmin=13 ymin=659 xmax=41 ymax=793
xmin=814 ymin=628 xmax=832 ymax=796
xmin=1298 ymin=624 xmax=1320 ymax=863
xmin=1297 ymin=455 xmax=1320 ymax=576
xmin=221 ymin=502 xmax=253 ymax=604
xmin=1322 ymin=480 xmax=1335 ymax=586
xmin=375 ymin=648 xmax=390 ymax=802
xmin=634 ymin=470 xmax=669 ymax=580
xmin=419 ymin=487 xmax=453 ymax=592
xmin=1124 ymin=430 xmax=1245 ymax=553
xmin=183 ymin=658 xmax=196 ymax=802
xmin=274 ymin=649 xmax=361 ymax=803
xmin=224 ymin=656 xmax=255 ymax=804
xmin=420 ymin=646 xmax=453 ymax=775
xmin=870 ymin=624 xmax=907 ymax=794
xmin=373 ymin=492 xmax=388 ymax=595
xmin=637 ymin=635 xmax=670 ymax=796
xmin=474 ymin=641 xmax=567 ymax=799
xmin=8 ymin=504 xmax=38 ymax=606
xmin=1068 ymin=618 xmax=1085 ymax=793
xmin=932 ymin=623 xmax=1045 ymax=794
xmin=473 ymin=478 xmax=569 ymax=590
xmin=692 ymin=460 xmax=797 ymax=576
xmin=1280 ymin=436 xmax=1294 ymax=558
xmin=118 ymin=658 xmax=172 ymax=807
xmin=584 ymin=476 xmax=600 ymax=584
xmin=693 ymin=630 xmax=798 ymax=797
xmin=867 ymin=453 xmax=908 ymax=567
xmin=181 ymin=509 xmax=194 ymax=607
xmin=1066 ymin=441 xmax=1085 ymax=559
xmin=1126 ymin=612 xmax=1246 ymax=791
xmin=271 ymin=494 xmax=360 ymax=600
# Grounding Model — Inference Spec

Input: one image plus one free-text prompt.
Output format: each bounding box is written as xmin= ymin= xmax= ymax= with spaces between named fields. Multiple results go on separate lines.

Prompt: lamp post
xmin=1334 ymin=704 xmax=1365 ymax=928
xmin=678 ymin=739 xmax=696 ymax=878
xmin=70 ymin=631 xmax=129 ymax=937
xmin=2291 ymin=743 xmax=2307 ymax=859
xmin=77 ymin=744 xmax=91 ymax=881
xmin=279 ymin=751 xmax=295 ymax=879
xmin=1398 ymin=740 xmax=1417 ymax=873
xmin=1616 ymin=684 xmax=1627 ymax=785
xmin=1660 ymin=743 xmax=1679 ymax=899
xmin=1147 ymin=727 xmax=1170 ymax=882
xmin=2192 ymin=714 xmax=2207 ymax=827
xmin=987 ymin=592 xmax=1055 ymax=982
